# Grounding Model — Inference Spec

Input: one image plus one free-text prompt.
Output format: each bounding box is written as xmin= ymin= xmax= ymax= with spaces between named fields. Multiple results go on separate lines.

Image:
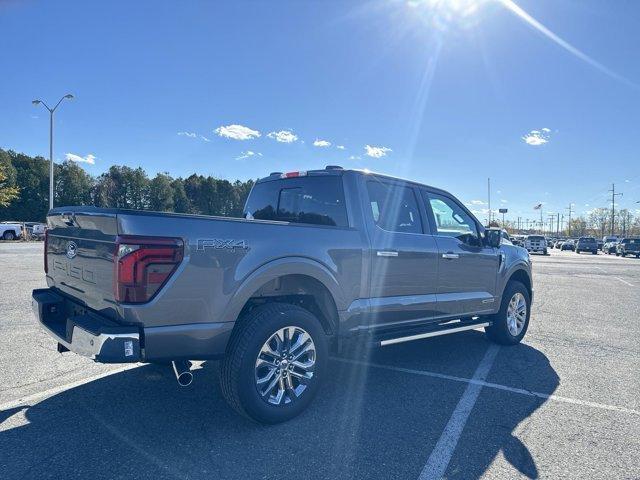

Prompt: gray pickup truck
xmin=33 ymin=166 xmax=533 ymax=423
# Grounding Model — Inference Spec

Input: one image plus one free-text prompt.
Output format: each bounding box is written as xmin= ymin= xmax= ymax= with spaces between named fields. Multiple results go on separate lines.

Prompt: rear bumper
xmin=32 ymin=288 xmax=234 ymax=364
xmin=32 ymin=289 xmax=141 ymax=363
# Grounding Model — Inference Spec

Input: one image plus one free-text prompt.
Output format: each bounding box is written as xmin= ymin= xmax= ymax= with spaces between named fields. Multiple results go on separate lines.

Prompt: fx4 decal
xmin=197 ymin=238 xmax=249 ymax=252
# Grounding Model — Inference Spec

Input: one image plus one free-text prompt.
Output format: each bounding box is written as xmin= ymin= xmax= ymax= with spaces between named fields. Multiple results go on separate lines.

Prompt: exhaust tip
xmin=176 ymin=371 xmax=193 ymax=387
xmin=172 ymin=360 xmax=193 ymax=387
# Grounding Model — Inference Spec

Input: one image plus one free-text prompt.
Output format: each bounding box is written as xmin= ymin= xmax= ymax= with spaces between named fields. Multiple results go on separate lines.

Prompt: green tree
xmin=1 ymin=151 xmax=49 ymax=221
xmin=171 ymin=178 xmax=190 ymax=213
xmin=55 ymin=160 xmax=93 ymax=207
xmin=232 ymin=179 xmax=254 ymax=217
xmin=149 ymin=172 xmax=174 ymax=212
xmin=0 ymin=164 xmax=19 ymax=208
xmin=184 ymin=174 xmax=204 ymax=214
xmin=93 ymin=165 xmax=150 ymax=209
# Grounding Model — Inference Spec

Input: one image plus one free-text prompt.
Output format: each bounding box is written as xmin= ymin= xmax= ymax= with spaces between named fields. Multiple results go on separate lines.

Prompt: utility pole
xmin=566 ymin=204 xmax=573 ymax=237
xmin=608 ymin=183 xmax=623 ymax=236
xmin=32 ymin=94 xmax=75 ymax=211
xmin=487 ymin=178 xmax=491 ymax=225
xmin=548 ymin=214 xmax=555 ymax=236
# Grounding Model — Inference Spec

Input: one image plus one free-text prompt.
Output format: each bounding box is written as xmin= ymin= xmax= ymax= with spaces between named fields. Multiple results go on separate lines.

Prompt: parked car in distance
xmin=616 ymin=238 xmax=640 ymax=258
xmin=21 ymin=222 xmax=47 ymax=239
xmin=561 ymin=239 xmax=575 ymax=251
xmin=575 ymin=237 xmax=598 ymax=254
xmin=0 ymin=221 xmax=22 ymax=240
xmin=602 ymin=235 xmax=618 ymax=245
xmin=603 ymin=241 xmax=619 ymax=254
xmin=524 ymin=235 xmax=547 ymax=255
xmin=32 ymin=166 xmax=534 ymax=423
xmin=511 ymin=235 xmax=525 ymax=247
xmin=554 ymin=239 xmax=566 ymax=249
xmin=597 ymin=239 xmax=604 ymax=251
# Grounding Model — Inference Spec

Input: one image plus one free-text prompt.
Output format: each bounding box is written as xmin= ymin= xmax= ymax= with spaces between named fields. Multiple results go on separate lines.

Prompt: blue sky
xmin=1 ymin=0 xmax=639 ymax=225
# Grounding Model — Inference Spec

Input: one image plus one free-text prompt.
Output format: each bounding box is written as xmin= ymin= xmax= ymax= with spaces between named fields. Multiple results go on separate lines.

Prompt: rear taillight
xmin=114 ymin=236 xmax=184 ymax=304
xmin=44 ymin=229 xmax=49 ymax=273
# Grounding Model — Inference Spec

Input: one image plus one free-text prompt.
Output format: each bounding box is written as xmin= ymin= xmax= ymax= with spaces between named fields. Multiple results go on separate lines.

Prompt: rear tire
xmin=485 ymin=281 xmax=530 ymax=346
xmin=3 ymin=231 xmax=16 ymax=240
xmin=220 ymin=303 xmax=328 ymax=424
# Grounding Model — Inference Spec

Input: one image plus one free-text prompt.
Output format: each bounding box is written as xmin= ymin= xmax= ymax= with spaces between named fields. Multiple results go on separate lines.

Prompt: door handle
xmin=442 ymin=253 xmax=460 ymax=259
xmin=377 ymin=251 xmax=398 ymax=257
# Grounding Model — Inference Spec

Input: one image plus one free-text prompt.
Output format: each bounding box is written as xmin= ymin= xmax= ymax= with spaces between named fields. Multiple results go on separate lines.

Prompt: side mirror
xmin=484 ymin=228 xmax=502 ymax=248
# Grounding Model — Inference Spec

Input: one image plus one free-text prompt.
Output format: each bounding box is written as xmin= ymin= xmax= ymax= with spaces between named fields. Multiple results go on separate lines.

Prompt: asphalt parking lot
xmin=1 ymin=242 xmax=639 ymax=479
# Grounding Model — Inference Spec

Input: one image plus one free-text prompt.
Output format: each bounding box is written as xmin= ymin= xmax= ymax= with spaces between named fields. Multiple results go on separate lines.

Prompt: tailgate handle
xmin=442 ymin=253 xmax=459 ymax=259
xmin=377 ymin=251 xmax=398 ymax=257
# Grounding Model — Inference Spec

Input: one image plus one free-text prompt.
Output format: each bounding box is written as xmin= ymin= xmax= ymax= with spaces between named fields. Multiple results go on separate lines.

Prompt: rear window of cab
xmin=244 ymin=176 xmax=348 ymax=227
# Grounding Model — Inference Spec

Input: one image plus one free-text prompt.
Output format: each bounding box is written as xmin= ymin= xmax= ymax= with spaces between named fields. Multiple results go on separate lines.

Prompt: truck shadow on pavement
xmin=1 ymin=332 xmax=558 ymax=480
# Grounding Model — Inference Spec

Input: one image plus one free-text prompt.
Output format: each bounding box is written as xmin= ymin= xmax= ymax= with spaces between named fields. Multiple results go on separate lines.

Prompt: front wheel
xmin=220 ymin=303 xmax=328 ymax=424
xmin=2 ymin=231 xmax=16 ymax=240
xmin=485 ymin=281 xmax=531 ymax=346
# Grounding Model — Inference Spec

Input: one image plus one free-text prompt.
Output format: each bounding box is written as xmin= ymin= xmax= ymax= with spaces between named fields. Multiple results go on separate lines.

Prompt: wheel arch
xmin=505 ymin=268 xmax=532 ymax=299
xmin=221 ymin=257 xmax=344 ymax=335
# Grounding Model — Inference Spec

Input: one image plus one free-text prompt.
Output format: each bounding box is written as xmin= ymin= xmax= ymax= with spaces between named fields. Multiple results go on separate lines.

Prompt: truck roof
xmin=256 ymin=165 xmax=450 ymax=194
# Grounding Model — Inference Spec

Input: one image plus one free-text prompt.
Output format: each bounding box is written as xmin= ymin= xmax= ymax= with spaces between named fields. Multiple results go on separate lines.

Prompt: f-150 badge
xmin=197 ymin=239 xmax=249 ymax=252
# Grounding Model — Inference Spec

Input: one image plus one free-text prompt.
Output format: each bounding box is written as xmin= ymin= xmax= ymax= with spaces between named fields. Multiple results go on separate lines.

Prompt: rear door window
xmin=244 ymin=176 xmax=348 ymax=227
xmin=365 ymin=180 xmax=423 ymax=234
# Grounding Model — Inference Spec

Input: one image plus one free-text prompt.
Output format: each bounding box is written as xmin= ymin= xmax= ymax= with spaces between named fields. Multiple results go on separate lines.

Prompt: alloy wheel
xmin=254 ymin=326 xmax=316 ymax=405
xmin=506 ymin=292 xmax=527 ymax=336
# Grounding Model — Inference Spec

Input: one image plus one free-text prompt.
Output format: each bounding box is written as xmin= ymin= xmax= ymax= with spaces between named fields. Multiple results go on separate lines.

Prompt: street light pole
xmin=32 ymin=94 xmax=74 ymax=211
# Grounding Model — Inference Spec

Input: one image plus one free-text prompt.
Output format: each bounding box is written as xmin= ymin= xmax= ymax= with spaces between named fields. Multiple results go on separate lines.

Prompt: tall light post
xmin=32 ymin=94 xmax=74 ymax=211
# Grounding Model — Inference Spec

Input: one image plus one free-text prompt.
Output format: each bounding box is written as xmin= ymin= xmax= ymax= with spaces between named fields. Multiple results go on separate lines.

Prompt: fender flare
xmin=501 ymin=263 xmax=533 ymax=296
xmin=219 ymin=256 xmax=345 ymax=325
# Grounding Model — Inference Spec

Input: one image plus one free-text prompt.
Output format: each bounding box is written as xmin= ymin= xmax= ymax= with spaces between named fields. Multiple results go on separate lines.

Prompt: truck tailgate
xmin=46 ymin=210 xmax=119 ymax=316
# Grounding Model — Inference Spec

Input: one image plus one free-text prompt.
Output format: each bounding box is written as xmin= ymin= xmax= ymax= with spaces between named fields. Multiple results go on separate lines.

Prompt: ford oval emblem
xmin=66 ymin=241 xmax=78 ymax=259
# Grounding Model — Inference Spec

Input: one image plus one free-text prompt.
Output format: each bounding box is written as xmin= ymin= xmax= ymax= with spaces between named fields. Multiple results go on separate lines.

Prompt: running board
xmin=378 ymin=321 xmax=491 ymax=347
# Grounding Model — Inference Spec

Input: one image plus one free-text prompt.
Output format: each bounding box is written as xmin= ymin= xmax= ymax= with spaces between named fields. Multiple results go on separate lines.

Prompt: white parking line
xmin=0 ymin=364 xmax=140 ymax=412
xmin=613 ymin=276 xmax=634 ymax=287
xmin=418 ymin=344 xmax=500 ymax=480
xmin=332 ymin=357 xmax=640 ymax=416
xmin=595 ymin=266 xmax=635 ymax=287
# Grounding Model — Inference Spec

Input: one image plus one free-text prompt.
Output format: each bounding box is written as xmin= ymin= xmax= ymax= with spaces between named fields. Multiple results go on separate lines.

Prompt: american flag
xmin=533 ymin=203 xmax=543 ymax=210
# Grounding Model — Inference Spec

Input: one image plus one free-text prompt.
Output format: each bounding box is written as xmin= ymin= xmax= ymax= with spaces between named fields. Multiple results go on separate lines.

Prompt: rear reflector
xmin=114 ymin=236 xmax=184 ymax=304
xmin=280 ymin=171 xmax=307 ymax=178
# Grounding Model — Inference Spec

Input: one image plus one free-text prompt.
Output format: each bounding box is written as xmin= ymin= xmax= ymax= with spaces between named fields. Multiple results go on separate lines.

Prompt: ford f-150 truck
xmin=32 ymin=167 xmax=533 ymax=423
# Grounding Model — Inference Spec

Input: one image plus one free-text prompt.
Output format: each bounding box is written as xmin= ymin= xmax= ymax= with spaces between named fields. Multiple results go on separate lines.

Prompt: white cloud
xmin=178 ymin=131 xmax=197 ymax=138
xmin=364 ymin=145 xmax=392 ymax=158
xmin=469 ymin=200 xmax=486 ymax=205
xmin=200 ymin=135 xmax=211 ymax=142
xmin=313 ymin=139 xmax=331 ymax=148
xmin=236 ymin=150 xmax=263 ymax=160
xmin=267 ymin=130 xmax=298 ymax=143
xmin=65 ymin=153 xmax=96 ymax=165
xmin=348 ymin=155 xmax=361 ymax=160
xmin=336 ymin=145 xmax=345 ymax=150
xmin=214 ymin=124 xmax=261 ymax=140
xmin=522 ymin=128 xmax=551 ymax=146
xmin=500 ymin=199 xmax=508 ymax=204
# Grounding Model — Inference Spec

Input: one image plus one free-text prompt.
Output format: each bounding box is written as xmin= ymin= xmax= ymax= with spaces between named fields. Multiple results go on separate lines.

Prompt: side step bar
xmin=377 ymin=320 xmax=491 ymax=347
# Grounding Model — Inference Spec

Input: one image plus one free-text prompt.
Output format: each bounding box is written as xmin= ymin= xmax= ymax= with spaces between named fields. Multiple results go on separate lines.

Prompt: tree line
xmin=0 ymin=148 xmax=254 ymax=222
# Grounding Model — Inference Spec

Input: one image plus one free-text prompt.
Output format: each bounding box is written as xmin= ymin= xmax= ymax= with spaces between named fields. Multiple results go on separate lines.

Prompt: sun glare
xmin=407 ymin=0 xmax=489 ymax=31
